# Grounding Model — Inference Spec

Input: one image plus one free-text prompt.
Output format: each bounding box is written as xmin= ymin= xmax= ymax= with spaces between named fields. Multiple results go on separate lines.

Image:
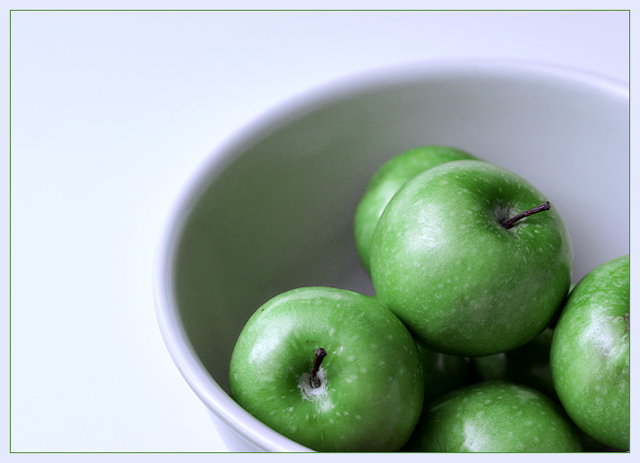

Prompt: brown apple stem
xmin=310 ymin=347 xmax=327 ymax=388
xmin=501 ymin=201 xmax=551 ymax=229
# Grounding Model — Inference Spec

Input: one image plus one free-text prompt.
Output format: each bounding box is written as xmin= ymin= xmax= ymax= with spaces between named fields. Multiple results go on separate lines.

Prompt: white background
xmin=5 ymin=0 xmax=634 ymax=459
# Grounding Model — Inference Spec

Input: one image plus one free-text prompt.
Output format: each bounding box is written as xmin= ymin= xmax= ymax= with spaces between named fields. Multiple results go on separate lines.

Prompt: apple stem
xmin=501 ymin=201 xmax=551 ymax=229
xmin=310 ymin=347 xmax=327 ymax=388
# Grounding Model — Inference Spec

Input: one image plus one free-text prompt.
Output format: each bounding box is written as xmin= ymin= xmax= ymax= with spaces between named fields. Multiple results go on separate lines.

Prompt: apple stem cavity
xmin=501 ymin=201 xmax=551 ymax=230
xmin=310 ymin=348 xmax=327 ymax=389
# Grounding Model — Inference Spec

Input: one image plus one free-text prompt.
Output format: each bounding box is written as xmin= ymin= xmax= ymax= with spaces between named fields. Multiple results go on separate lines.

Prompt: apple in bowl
xmin=370 ymin=160 xmax=573 ymax=357
xmin=550 ymin=254 xmax=630 ymax=451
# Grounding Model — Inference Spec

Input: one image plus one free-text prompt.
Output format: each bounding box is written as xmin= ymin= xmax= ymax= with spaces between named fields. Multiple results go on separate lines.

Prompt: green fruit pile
xmin=229 ymin=145 xmax=629 ymax=452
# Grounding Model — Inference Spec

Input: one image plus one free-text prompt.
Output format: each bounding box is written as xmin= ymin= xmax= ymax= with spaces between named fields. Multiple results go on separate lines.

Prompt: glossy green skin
xmin=229 ymin=286 xmax=425 ymax=452
xmin=471 ymin=327 xmax=558 ymax=402
xmin=550 ymin=254 xmax=630 ymax=451
xmin=404 ymin=380 xmax=582 ymax=452
xmin=354 ymin=146 xmax=479 ymax=274
xmin=417 ymin=343 xmax=469 ymax=407
xmin=371 ymin=160 xmax=573 ymax=356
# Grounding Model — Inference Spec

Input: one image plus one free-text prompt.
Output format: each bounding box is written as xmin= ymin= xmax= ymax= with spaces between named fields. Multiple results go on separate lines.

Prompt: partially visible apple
xmin=403 ymin=380 xmax=582 ymax=452
xmin=370 ymin=160 xmax=573 ymax=356
xmin=229 ymin=286 xmax=424 ymax=452
xmin=354 ymin=145 xmax=479 ymax=273
xmin=470 ymin=327 xmax=558 ymax=402
xmin=550 ymin=254 xmax=630 ymax=451
xmin=416 ymin=342 xmax=469 ymax=407
xmin=469 ymin=327 xmax=610 ymax=452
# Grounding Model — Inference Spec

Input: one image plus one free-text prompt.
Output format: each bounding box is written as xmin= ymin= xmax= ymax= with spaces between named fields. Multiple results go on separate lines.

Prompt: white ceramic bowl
xmin=154 ymin=60 xmax=629 ymax=452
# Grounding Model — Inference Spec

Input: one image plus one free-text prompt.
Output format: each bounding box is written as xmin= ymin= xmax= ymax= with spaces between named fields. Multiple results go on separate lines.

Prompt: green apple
xmin=550 ymin=254 xmax=630 ymax=450
xmin=470 ymin=327 xmax=558 ymax=402
xmin=404 ymin=380 xmax=582 ymax=452
xmin=354 ymin=145 xmax=479 ymax=274
xmin=229 ymin=286 xmax=424 ymax=452
xmin=370 ymin=160 xmax=573 ymax=356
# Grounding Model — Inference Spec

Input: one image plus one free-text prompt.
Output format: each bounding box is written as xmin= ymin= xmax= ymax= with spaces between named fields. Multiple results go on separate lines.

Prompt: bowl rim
xmin=153 ymin=58 xmax=629 ymax=452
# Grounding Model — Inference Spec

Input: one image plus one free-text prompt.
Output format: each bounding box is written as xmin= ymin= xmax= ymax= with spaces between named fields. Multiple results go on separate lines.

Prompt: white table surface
xmin=6 ymin=2 xmax=632 ymax=457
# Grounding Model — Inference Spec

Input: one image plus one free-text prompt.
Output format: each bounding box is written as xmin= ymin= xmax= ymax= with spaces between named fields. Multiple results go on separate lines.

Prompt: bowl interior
xmin=160 ymin=61 xmax=629 ymax=449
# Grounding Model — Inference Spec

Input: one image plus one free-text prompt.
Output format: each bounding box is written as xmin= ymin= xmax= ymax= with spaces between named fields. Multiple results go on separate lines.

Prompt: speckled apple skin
xmin=229 ymin=286 xmax=425 ymax=452
xmin=370 ymin=160 xmax=573 ymax=356
xmin=354 ymin=145 xmax=480 ymax=274
xmin=404 ymin=380 xmax=582 ymax=452
xmin=550 ymin=254 xmax=630 ymax=450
